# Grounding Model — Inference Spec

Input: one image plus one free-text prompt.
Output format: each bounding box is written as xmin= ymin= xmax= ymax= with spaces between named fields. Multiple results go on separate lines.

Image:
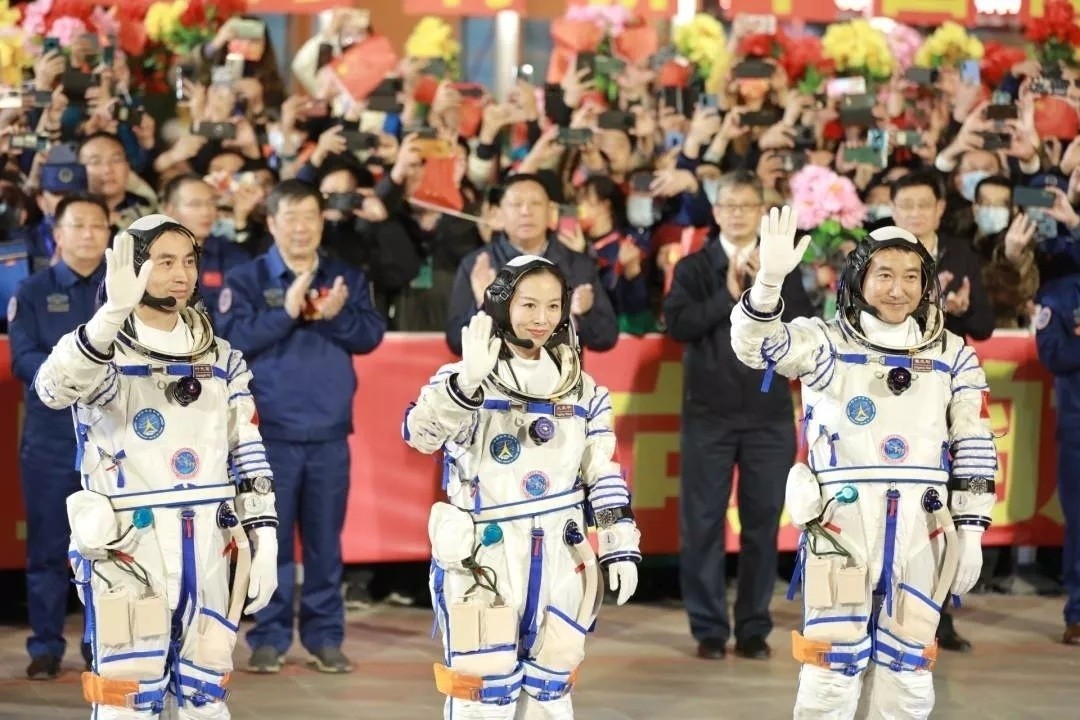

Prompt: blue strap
xmin=875 ymin=490 xmax=900 ymax=616
xmin=519 ymin=529 xmax=544 ymax=658
xmin=74 ymin=420 xmax=89 ymax=472
xmin=760 ymin=360 xmax=777 ymax=392
xmin=170 ymin=510 xmax=199 ymax=708
xmin=431 ymin=562 xmax=446 ymax=643
xmin=836 ymin=353 xmax=951 ymax=374
xmin=114 ymin=449 xmax=126 ymax=489
xmin=818 ymin=424 xmax=839 ymax=467
xmin=115 ymin=363 xmax=228 ymax=379
xmin=178 ymin=674 xmax=229 ymax=704
xmin=482 ymin=399 xmax=588 ymax=419
xmin=786 ymin=536 xmax=805 ymax=601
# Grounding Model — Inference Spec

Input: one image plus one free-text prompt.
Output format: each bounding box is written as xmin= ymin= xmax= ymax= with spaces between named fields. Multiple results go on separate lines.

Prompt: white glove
xmin=748 ymin=205 xmax=812 ymax=311
xmin=458 ymin=311 xmax=501 ymax=393
xmin=85 ymin=230 xmax=153 ymax=351
xmin=245 ymin=527 xmax=279 ymax=615
xmin=607 ymin=562 xmax=638 ymax=606
xmin=950 ymin=527 xmax=984 ymax=596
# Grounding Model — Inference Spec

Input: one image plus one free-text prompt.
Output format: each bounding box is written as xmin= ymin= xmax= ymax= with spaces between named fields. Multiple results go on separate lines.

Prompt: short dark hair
xmin=77 ymin=131 xmax=125 ymax=158
xmin=161 ymin=174 xmax=210 ymax=208
xmin=714 ymin=170 xmax=764 ymax=204
xmin=889 ymin=170 xmax=945 ymax=201
xmin=974 ymin=175 xmax=1012 ymax=204
xmin=267 ymin=179 xmax=324 ymax=215
xmin=55 ymin=192 xmax=109 ymax=225
xmin=502 ymin=173 xmax=551 ymax=200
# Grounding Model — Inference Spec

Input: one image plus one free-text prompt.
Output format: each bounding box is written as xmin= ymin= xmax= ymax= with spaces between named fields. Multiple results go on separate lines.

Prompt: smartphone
xmin=733 ymin=59 xmax=774 ymax=79
xmin=0 ymin=90 xmax=21 ymax=110
xmin=594 ymin=56 xmax=626 ymax=76
xmin=630 ymin=172 xmax=654 ymax=194
xmin=113 ymin=103 xmax=144 ymax=125
xmin=305 ymin=99 xmax=329 ymax=118
xmin=575 ymin=52 xmax=597 ymax=78
xmin=699 ymin=93 xmax=719 ymax=110
xmin=366 ymin=94 xmax=403 ymax=114
xmin=904 ymin=67 xmax=939 ymax=86
xmin=224 ymin=54 xmax=245 ymax=83
xmin=1013 ymin=186 xmax=1056 ymax=208
xmin=32 ymin=90 xmax=52 ymax=108
xmin=60 ymin=69 xmax=93 ymax=101
xmin=557 ymin=203 xmax=580 ymax=237
xmin=777 ymin=151 xmax=807 ymax=173
xmin=316 ymin=43 xmax=334 ymax=70
xmin=867 ymin=128 xmax=889 ymax=156
xmin=195 ymin=122 xmax=238 ymax=141
xmin=664 ymin=131 xmax=685 ymax=150
xmin=838 ymin=107 xmax=875 ymax=127
xmin=43 ymin=36 xmax=61 ymax=55
xmin=892 ymin=130 xmax=922 ymax=148
xmin=405 ymin=125 xmax=438 ymax=139
xmin=341 ymin=130 xmax=379 ymax=151
xmin=102 ymin=44 xmax=115 ymax=67
xmin=1030 ymin=77 xmax=1069 ymax=96
xmin=415 ymin=137 xmax=453 ymax=159
xmin=843 ymin=145 xmax=886 ymax=168
xmin=231 ymin=18 xmax=266 ymax=41
xmin=649 ymin=45 xmax=677 ymax=72
xmin=978 ymin=131 xmax=1011 ymax=151
xmin=739 ymin=109 xmax=780 ymax=127
xmin=961 ymin=59 xmax=981 ymax=85
xmin=598 ymin=110 xmax=635 ymax=131
xmin=557 ymin=127 xmax=592 ymax=146
xmin=985 ymin=104 xmax=1018 ymax=121
xmin=514 ymin=63 xmax=535 ymax=83
xmin=9 ymin=134 xmax=48 ymax=152
xmin=326 ymin=192 xmax=361 ymax=213
xmin=826 ymin=76 xmax=866 ymax=98
xmin=660 ymin=86 xmax=691 ymax=116
xmin=793 ymin=125 xmax=816 ymax=150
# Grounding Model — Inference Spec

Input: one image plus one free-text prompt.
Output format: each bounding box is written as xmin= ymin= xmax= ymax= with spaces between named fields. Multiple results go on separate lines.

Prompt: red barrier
xmin=0 ymin=332 xmax=1063 ymax=569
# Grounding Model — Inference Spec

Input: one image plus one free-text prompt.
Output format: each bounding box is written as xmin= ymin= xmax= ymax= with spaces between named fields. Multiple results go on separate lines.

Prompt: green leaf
xmin=820 ymin=218 xmax=841 ymax=234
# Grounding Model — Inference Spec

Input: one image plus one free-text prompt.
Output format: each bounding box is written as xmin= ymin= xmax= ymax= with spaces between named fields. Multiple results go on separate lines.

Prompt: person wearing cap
xmin=404 ymin=255 xmax=640 ymax=720
xmin=730 ymin=207 xmax=997 ymax=719
xmin=29 ymin=143 xmax=90 ymax=272
xmin=216 ymin=180 xmax=386 ymax=675
xmin=8 ymin=193 xmax=109 ymax=680
xmin=32 ymin=214 xmax=279 ymax=718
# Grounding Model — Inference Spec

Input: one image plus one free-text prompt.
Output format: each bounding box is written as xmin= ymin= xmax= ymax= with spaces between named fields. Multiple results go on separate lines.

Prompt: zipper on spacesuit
xmin=880 ymin=489 xmax=900 ymax=616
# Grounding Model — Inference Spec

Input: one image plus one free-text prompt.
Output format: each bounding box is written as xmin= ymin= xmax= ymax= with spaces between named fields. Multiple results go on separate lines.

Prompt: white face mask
xmin=703 ymin=180 xmax=720 ymax=206
xmin=959 ymin=170 xmax=991 ymax=202
xmin=211 ymin=217 xmax=236 ymax=240
xmin=866 ymin=204 xmax=892 ymax=222
xmin=973 ymin=205 xmax=1009 ymax=235
xmin=626 ymin=195 xmax=656 ymax=228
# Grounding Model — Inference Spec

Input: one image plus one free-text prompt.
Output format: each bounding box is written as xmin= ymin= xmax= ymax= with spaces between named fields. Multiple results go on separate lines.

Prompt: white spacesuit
xmin=33 ymin=216 xmax=278 ymax=719
xmin=404 ymin=256 xmax=641 ymax=720
xmin=730 ymin=209 xmax=997 ymax=719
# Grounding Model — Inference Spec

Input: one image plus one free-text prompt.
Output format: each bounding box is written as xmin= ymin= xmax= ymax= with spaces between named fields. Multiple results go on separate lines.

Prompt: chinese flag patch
xmin=251 ymin=408 xmax=260 ymax=426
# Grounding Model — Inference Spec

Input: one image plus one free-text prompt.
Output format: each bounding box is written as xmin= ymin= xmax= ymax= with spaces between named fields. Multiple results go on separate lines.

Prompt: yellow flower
xmin=0 ymin=33 xmax=30 ymax=86
xmin=406 ymin=16 xmax=459 ymax=60
xmin=916 ymin=21 xmax=982 ymax=68
xmin=823 ymin=19 xmax=893 ymax=79
xmin=0 ymin=0 xmax=19 ymax=30
xmin=673 ymin=13 xmax=727 ymax=86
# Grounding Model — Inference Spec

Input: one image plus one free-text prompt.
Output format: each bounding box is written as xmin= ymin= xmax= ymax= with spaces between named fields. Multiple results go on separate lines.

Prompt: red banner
xmin=0 ymin=332 xmax=1063 ymax=569
xmin=245 ymin=0 xmax=339 ymax=12
xmin=403 ymin=0 xmax=526 ymax=16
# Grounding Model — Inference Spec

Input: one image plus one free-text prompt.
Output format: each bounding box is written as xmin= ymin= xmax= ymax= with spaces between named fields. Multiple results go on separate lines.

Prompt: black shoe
xmin=734 ymin=636 xmax=772 ymax=660
xmin=695 ymin=638 xmax=727 ymax=660
xmin=26 ymin=655 xmax=61 ymax=680
xmin=936 ymin=628 xmax=972 ymax=653
xmin=246 ymin=646 xmax=284 ymax=674
xmin=307 ymin=646 xmax=354 ymax=673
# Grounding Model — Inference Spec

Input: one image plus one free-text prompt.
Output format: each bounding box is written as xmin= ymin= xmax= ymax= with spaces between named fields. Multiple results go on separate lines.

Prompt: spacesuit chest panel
xmin=803 ymin=352 xmax=952 ymax=472
xmin=88 ymin=348 xmax=232 ymax=493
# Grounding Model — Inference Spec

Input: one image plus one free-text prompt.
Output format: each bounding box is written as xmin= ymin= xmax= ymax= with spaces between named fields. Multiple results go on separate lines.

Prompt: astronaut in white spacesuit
xmin=404 ymin=255 xmax=641 ymax=720
xmin=730 ymin=207 xmax=997 ymax=719
xmin=33 ymin=215 xmax=279 ymax=719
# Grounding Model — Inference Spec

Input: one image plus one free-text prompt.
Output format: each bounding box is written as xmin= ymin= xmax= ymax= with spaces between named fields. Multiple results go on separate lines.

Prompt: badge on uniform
xmin=911 ymin=358 xmax=933 ymax=373
xmin=263 ymin=288 xmax=285 ymax=308
xmin=880 ymin=435 xmax=909 ymax=464
xmin=1034 ymin=305 xmax=1052 ymax=331
xmin=218 ymin=287 xmax=232 ymax=314
xmin=132 ymin=408 xmax=165 ymax=440
xmin=490 ymin=434 xmax=521 ymax=464
xmin=171 ymin=448 xmax=200 ymax=479
xmin=522 ymin=471 xmax=550 ymax=498
xmin=192 ymin=364 xmax=214 ymax=379
xmin=846 ymin=396 xmax=876 ymax=426
xmin=553 ymin=404 xmax=574 ymax=419
xmin=46 ymin=292 xmax=70 ymax=313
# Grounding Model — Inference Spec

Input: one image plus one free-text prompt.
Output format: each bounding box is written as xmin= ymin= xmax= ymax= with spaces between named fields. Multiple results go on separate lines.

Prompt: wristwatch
xmin=593 ymin=506 xmax=635 ymax=529
xmin=948 ymin=476 xmax=996 ymax=494
xmin=239 ymin=476 xmax=273 ymax=495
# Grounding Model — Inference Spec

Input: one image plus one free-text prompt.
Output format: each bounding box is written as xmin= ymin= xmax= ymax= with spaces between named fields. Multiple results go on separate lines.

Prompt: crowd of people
xmin=3 ymin=4 xmax=1080 ymax=719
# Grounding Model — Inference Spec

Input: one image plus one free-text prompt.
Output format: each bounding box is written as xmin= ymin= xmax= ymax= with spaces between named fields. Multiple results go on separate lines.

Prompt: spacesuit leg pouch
xmin=67 ymin=490 xmax=121 ymax=561
xmin=882 ymin=583 xmax=941 ymax=650
xmin=786 ymin=463 xmax=825 ymax=529
xmin=190 ymin=608 xmax=239 ymax=674
xmin=429 ymin=502 xmax=477 ymax=571
xmin=437 ymin=602 xmax=522 ymax=704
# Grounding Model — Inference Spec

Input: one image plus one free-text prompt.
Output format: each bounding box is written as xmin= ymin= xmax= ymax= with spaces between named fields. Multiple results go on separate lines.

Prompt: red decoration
xmin=980 ymin=42 xmax=1028 ymax=89
xmin=738 ymin=32 xmax=776 ymax=59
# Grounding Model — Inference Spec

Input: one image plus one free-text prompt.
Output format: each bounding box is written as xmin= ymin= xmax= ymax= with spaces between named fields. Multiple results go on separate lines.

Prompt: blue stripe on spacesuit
xmin=837 ymin=354 xmax=951 ymax=374
xmin=804 ymin=354 xmax=835 ymax=390
xmin=787 ymin=535 xmax=805 ymax=601
xmin=227 ymin=391 xmax=252 ymax=402
xmin=431 ymin=562 xmax=450 ymax=659
xmin=951 ymin=349 xmax=977 ymax=376
xmin=87 ymin=374 xmax=118 ymax=406
xmin=169 ymin=511 xmax=199 ymax=708
xmin=482 ymin=399 xmax=588 ymax=418
xmin=226 ymin=352 xmax=242 ymax=379
xmin=586 ymin=428 xmax=613 ymax=437
xmin=115 ymin=364 xmax=229 ymax=379
xmin=875 ymin=490 xmax=900 ymax=617
xmin=402 ymin=403 xmax=415 ymax=442
xmin=762 ymin=326 xmax=791 ymax=362
xmin=806 ymin=615 xmax=870 ymax=626
xmin=588 ymin=391 xmax=611 ymax=419
xmin=898 ymin=583 xmax=940 ymax=612
xmin=519 ymin=529 xmax=544 ymax=658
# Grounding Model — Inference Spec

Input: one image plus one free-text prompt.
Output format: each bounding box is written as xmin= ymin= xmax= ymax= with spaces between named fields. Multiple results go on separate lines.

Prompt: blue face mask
xmin=973 ymin=206 xmax=1010 ymax=236
xmin=959 ymin=171 xmax=991 ymax=202
xmin=211 ymin=217 xmax=236 ymax=240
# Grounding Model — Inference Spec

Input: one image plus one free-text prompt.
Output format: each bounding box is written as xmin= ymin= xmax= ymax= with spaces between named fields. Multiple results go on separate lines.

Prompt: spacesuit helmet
xmin=836 ymin=225 xmax=945 ymax=348
xmin=483 ymin=255 xmax=576 ymax=354
xmin=122 ymin=213 xmax=202 ymax=312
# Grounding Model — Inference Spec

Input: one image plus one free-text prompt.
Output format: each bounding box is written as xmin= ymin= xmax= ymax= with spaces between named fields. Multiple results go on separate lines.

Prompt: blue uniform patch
xmin=171 ymin=448 xmax=200 ymax=478
xmin=132 ymin=408 xmax=165 ymax=440
xmin=490 ymin=434 xmax=521 ymax=464
xmin=881 ymin=435 xmax=909 ymax=463
xmin=846 ymin=396 xmax=876 ymax=426
xmin=522 ymin=471 xmax=550 ymax=498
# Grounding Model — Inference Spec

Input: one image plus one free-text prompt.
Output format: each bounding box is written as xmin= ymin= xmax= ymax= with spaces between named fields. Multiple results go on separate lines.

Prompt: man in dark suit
xmin=664 ymin=171 xmax=814 ymax=661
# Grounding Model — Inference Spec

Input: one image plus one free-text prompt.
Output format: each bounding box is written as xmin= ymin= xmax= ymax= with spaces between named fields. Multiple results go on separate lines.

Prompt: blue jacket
xmin=8 ymin=260 xmax=105 ymax=458
xmin=215 ymin=244 xmax=386 ymax=442
xmin=199 ymin=234 xmax=255 ymax=314
xmin=1036 ymin=274 xmax=1080 ymax=423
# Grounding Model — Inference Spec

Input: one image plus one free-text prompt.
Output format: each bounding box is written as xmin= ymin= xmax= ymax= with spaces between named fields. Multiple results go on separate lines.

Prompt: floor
xmin=0 ymin=594 xmax=1077 ymax=719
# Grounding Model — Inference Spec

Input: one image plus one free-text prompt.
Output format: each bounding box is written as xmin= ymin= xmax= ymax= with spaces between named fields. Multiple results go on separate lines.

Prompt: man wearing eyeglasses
xmin=7 ymin=193 xmax=110 ymax=680
xmin=664 ymin=170 xmax=813 ymax=662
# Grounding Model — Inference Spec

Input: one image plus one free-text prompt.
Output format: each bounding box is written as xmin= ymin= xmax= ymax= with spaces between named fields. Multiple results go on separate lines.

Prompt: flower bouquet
xmin=789 ymin=165 xmax=867 ymax=265
xmin=0 ymin=1 xmax=32 ymax=86
xmin=980 ymin=41 xmax=1028 ymax=89
xmin=884 ymin=22 xmax=923 ymax=75
xmin=914 ymin=21 xmax=983 ymax=69
xmin=147 ymin=0 xmax=246 ymax=57
xmin=821 ymin=19 xmax=894 ymax=84
xmin=406 ymin=17 xmax=461 ymax=79
xmin=671 ymin=13 xmax=728 ymax=93
xmin=1025 ymin=0 xmax=1080 ymax=66
xmin=778 ymin=34 xmax=835 ymax=96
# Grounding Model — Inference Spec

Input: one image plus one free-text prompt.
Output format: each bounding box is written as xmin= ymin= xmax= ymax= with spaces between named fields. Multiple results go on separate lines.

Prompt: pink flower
xmin=47 ymin=16 xmax=87 ymax=47
xmin=791 ymin=165 xmax=866 ymax=230
xmin=91 ymin=6 xmax=118 ymax=41
xmin=796 ymin=198 xmax=828 ymax=228
xmin=21 ymin=0 xmax=52 ymax=38
xmin=888 ymin=23 xmax=923 ymax=73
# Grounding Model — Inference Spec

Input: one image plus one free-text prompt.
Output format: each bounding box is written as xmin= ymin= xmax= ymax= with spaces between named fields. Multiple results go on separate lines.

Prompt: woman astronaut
xmin=403 ymin=255 xmax=641 ymax=720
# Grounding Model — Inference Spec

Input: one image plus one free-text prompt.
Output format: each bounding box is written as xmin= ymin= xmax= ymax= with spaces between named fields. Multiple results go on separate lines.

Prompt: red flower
xmin=779 ymin=35 xmax=828 ymax=84
xmin=1044 ymin=0 xmax=1075 ymax=29
xmin=1068 ymin=24 xmax=1080 ymax=46
xmin=1025 ymin=21 xmax=1050 ymax=43
xmin=118 ymin=0 xmax=157 ymax=22
xmin=216 ymin=0 xmax=249 ymax=22
xmin=738 ymin=33 xmax=775 ymax=59
xmin=181 ymin=0 xmax=207 ymax=27
xmin=980 ymin=42 xmax=1028 ymax=88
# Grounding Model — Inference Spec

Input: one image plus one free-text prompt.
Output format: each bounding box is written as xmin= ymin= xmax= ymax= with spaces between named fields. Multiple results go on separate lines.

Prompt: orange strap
xmin=81 ymin=671 xmax=139 ymax=708
xmin=921 ymin=642 xmax=939 ymax=672
xmin=433 ymin=663 xmax=485 ymax=701
xmin=791 ymin=630 xmax=833 ymax=669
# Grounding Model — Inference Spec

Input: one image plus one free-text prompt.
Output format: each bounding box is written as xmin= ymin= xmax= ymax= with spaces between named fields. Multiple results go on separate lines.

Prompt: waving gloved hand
xmin=757 ymin=205 xmax=812 ymax=287
xmin=85 ymin=230 xmax=153 ymax=351
xmin=950 ymin=527 xmax=984 ymax=596
xmin=245 ymin=527 xmax=278 ymax=615
xmin=458 ymin=311 xmax=501 ymax=394
xmin=607 ymin=561 xmax=638 ymax=606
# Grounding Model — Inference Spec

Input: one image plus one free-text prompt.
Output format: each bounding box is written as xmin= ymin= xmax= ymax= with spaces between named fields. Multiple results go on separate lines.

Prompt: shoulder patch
xmin=218 ymin=287 xmax=232 ymax=315
xmin=1034 ymin=304 xmax=1051 ymax=331
xmin=6 ymin=297 xmax=15 ymax=323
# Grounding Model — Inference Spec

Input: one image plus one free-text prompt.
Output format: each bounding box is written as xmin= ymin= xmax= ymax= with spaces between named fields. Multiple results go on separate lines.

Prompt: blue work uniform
xmin=215 ymin=245 xmax=385 ymax=654
xmin=27 ymin=218 xmax=57 ymax=273
xmin=198 ymin=234 xmax=253 ymax=314
xmin=1035 ymin=274 xmax=1080 ymax=630
xmin=8 ymin=260 xmax=105 ymax=661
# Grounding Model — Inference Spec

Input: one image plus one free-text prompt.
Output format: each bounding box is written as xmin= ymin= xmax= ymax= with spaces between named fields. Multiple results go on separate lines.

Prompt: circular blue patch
xmin=881 ymin=435 xmax=909 ymax=464
xmin=171 ymin=448 xmax=200 ymax=479
xmin=846 ymin=396 xmax=876 ymax=426
xmin=490 ymin=434 xmax=521 ymax=465
xmin=522 ymin=471 xmax=550 ymax=498
xmin=132 ymin=408 xmax=165 ymax=440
